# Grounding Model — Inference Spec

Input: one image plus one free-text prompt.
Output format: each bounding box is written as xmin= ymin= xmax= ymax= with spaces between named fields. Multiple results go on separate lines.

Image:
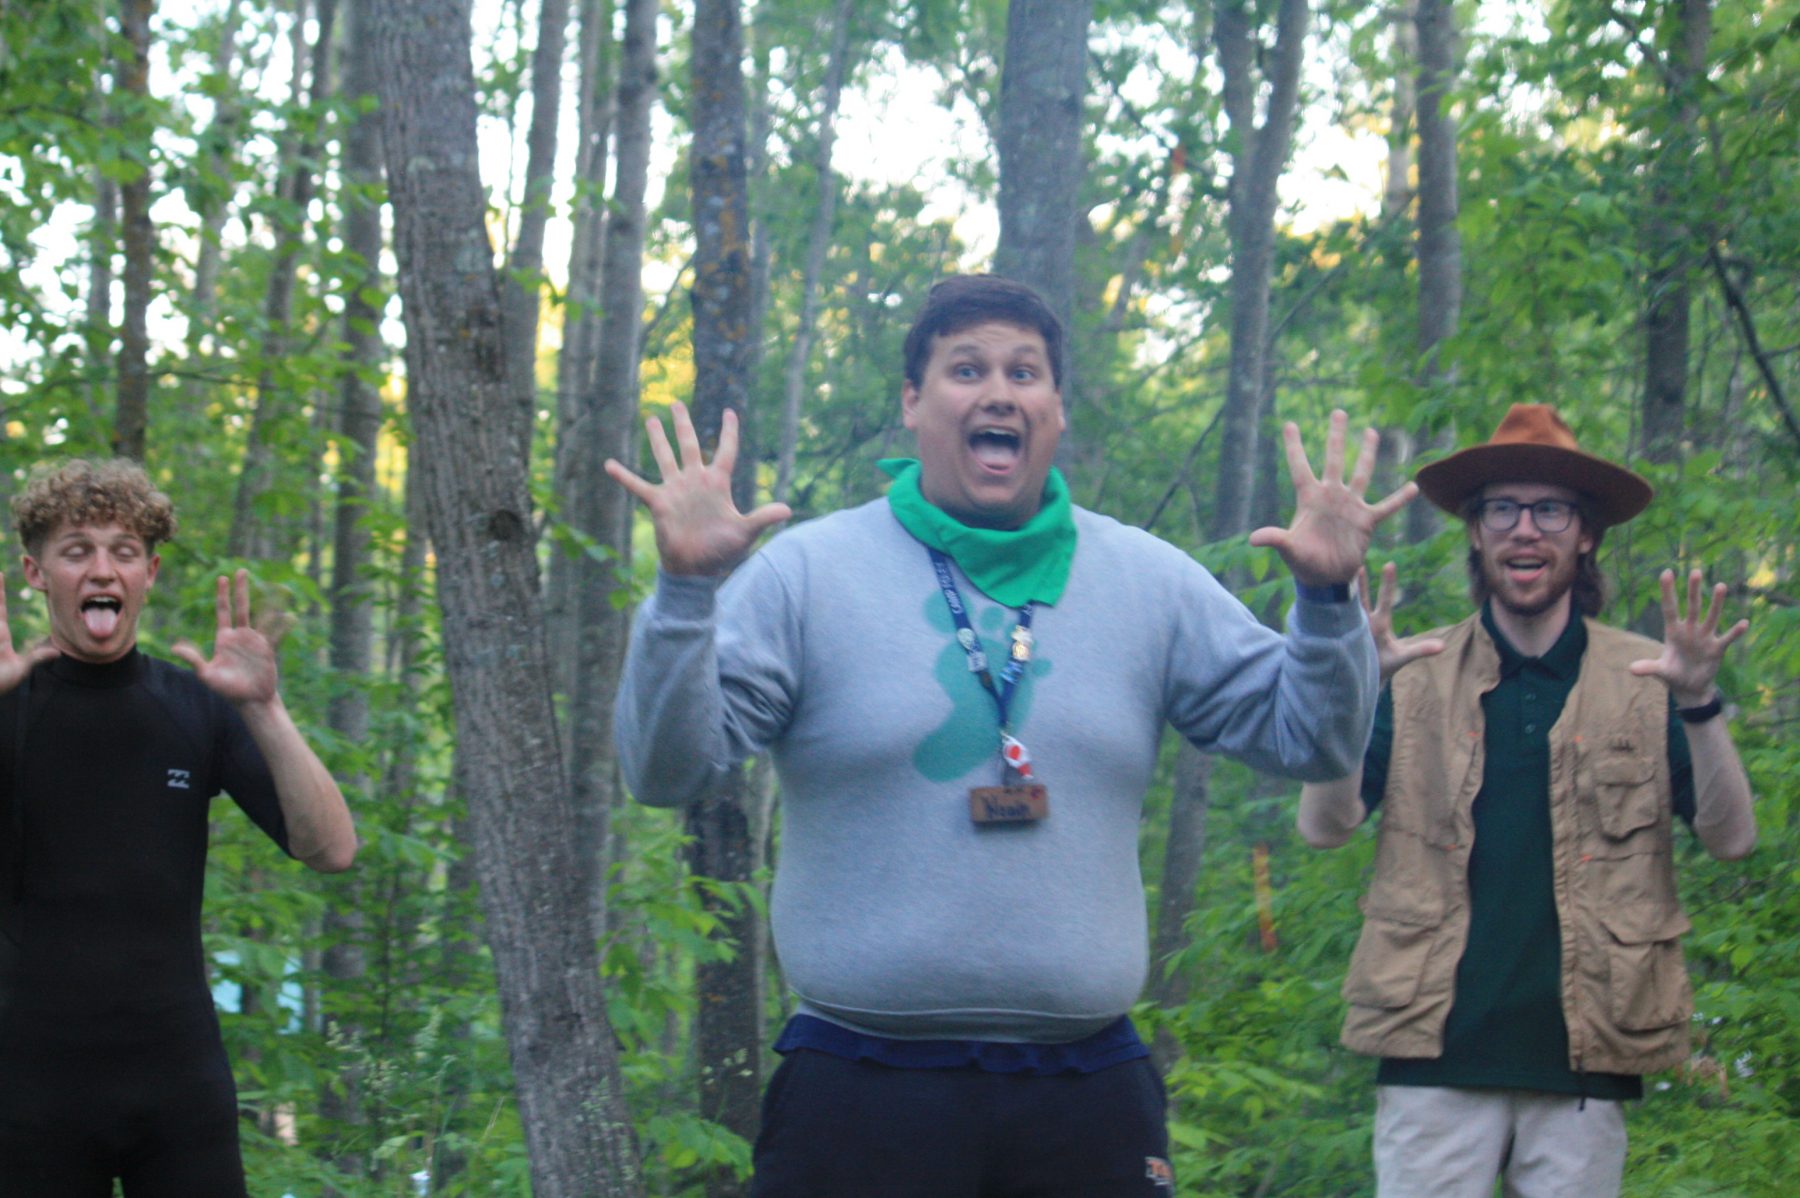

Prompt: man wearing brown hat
xmin=1298 ymin=404 xmax=1756 ymax=1197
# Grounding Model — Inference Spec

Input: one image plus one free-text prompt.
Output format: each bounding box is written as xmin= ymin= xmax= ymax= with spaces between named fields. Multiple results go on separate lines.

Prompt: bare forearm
xmin=1298 ymin=770 xmax=1367 ymax=848
xmin=237 ymin=694 xmax=358 ymax=872
xmin=1685 ymin=711 xmax=1756 ymax=860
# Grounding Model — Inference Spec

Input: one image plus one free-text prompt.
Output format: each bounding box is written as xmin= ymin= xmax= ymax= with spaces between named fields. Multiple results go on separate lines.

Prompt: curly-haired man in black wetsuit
xmin=0 ymin=459 xmax=357 ymax=1198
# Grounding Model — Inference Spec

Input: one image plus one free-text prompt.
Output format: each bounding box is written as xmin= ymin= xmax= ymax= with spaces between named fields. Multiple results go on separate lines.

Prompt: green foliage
xmin=4 ymin=0 xmax=1799 ymax=1192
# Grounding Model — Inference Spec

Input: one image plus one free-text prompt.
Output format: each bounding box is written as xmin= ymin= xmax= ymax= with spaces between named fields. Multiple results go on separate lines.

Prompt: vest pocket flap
xmin=1597 ymin=903 xmax=1691 ymax=945
xmin=1597 ymin=904 xmax=1693 ymax=1032
xmin=1342 ymin=916 xmax=1440 ymax=1010
xmin=1590 ymin=756 xmax=1652 ymax=786
xmin=1589 ymin=752 xmax=1662 ymax=839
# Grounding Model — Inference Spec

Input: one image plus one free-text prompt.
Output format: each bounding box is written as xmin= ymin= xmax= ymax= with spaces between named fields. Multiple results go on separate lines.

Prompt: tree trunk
xmin=1373 ymin=3 xmax=1416 ymax=507
xmin=569 ymin=0 xmax=656 ymax=937
xmin=1154 ymin=0 xmax=1309 ymax=1032
xmin=1207 ymin=0 xmax=1308 ymax=547
xmin=316 ymin=0 xmax=386 ymax=1177
xmin=993 ymin=0 xmax=1093 ymax=424
xmin=1407 ymin=0 xmax=1461 ymax=544
xmin=686 ymin=3 xmax=762 ymax=1188
xmin=113 ymin=0 xmax=154 ymax=460
xmin=500 ymin=0 xmax=573 ymax=467
xmin=367 ymin=4 xmax=642 ymax=1194
xmin=228 ymin=0 xmax=340 ymax=558
xmin=1641 ymin=0 xmax=1710 ymax=465
xmin=546 ymin=0 xmax=615 ymax=692
xmin=1149 ymin=744 xmax=1212 ymax=1065
xmin=774 ymin=0 xmax=854 ymax=505
xmin=185 ymin=0 xmax=247 ymax=358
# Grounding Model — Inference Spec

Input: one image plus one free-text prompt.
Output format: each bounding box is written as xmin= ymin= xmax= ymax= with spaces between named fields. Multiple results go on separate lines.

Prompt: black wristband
xmin=1294 ymin=580 xmax=1352 ymax=605
xmin=1676 ymin=693 xmax=1724 ymax=724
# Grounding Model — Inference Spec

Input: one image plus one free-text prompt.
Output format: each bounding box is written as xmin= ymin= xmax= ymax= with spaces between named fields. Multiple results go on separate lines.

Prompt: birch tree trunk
xmin=367 ymin=3 xmax=642 ymax=1193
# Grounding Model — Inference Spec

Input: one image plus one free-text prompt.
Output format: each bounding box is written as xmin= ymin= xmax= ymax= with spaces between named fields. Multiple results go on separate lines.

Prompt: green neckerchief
xmin=878 ymin=458 xmax=1076 ymax=607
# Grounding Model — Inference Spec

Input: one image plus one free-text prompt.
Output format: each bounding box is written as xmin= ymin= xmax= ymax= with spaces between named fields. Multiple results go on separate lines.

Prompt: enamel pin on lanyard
xmin=927 ymin=549 xmax=1049 ymax=824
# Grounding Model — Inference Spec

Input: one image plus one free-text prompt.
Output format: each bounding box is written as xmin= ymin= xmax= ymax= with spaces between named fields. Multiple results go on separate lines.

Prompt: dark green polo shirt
xmin=1360 ymin=605 xmax=1696 ymax=1099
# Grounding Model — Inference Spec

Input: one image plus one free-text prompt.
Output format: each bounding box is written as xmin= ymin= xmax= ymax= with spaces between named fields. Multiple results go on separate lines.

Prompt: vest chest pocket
xmin=1586 ymin=751 xmax=1661 ymax=840
xmin=1597 ymin=904 xmax=1693 ymax=1031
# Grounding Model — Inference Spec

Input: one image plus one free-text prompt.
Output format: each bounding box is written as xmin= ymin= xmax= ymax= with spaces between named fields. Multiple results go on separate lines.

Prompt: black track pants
xmin=749 ymin=1049 xmax=1175 ymax=1198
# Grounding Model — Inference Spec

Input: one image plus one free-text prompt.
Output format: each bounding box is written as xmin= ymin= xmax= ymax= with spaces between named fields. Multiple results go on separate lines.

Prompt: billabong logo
xmin=1145 ymin=1157 xmax=1174 ymax=1189
xmin=166 ymin=768 xmax=192 ymax=790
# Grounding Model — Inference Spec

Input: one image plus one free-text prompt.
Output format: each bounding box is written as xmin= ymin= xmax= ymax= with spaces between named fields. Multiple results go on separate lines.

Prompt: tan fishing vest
xmin=1339 ymin=612 xmax=1693 ymax=1076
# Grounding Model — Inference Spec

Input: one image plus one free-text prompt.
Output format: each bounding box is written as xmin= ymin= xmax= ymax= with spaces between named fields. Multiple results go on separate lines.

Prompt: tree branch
xmin=1708 ymin=245 xmax=1800 ymax=453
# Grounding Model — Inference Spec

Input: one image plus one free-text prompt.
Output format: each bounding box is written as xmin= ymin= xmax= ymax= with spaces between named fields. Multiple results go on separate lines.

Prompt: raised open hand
xmin=1628 ymin=568 xmax=1747 ymax=707
xmin=0 ymin=572 xmax=59 ymax=693
xmin=172 ymin=569 xmax=287 ymax=706
xmin=1361 ymin=562 xmax=1445 ymax=684
xmin=1248 ymin=411 xmax=1417 ymax=587
xmin=604 ymin=401 xmax=792 ymax=577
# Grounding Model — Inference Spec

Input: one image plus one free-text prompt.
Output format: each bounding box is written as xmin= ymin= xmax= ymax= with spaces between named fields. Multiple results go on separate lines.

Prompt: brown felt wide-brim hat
xmin=1415 ymin=404 xmax=1653 ymax=527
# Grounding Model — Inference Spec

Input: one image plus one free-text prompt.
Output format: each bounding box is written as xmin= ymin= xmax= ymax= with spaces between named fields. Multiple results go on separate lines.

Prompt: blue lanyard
xmin=928 ymin=548 xmax=1034 ymax=733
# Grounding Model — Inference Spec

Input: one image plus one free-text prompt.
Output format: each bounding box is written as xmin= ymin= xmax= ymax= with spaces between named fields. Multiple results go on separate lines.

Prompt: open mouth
xmin=1503 ymin=556 xmax=1548 ymax=584
xmin=969 ymin=426 xmax=1022 ymax=472
xmin=80 ymin=596 xmax=123 ymax=638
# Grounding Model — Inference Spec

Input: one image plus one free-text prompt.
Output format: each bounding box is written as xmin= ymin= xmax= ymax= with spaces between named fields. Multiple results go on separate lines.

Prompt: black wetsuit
xmin=0 ymin=650 xmax=289 ymax=1197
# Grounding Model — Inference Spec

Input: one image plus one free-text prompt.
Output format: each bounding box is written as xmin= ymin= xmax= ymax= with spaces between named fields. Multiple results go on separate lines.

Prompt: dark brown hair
xmin=901 ymin=274 xmax=1065 ymax=389
xmin=12 ymin=459 xmax=177 ymax=554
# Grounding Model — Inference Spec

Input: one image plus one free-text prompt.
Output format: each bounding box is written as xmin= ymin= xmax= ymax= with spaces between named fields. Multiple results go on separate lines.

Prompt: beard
xmin=1471 ymin=544 xmax=1582 ymax=619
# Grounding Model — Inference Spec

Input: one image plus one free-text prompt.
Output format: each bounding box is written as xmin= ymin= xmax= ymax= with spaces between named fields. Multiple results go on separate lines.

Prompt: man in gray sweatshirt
xmin=608 ymin=275 xmax=1413 ymax=1196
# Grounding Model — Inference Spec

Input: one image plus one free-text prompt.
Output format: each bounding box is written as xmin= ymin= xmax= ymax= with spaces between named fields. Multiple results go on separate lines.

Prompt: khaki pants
xmin=1372 ymin=1085 xmax=1627 ymax=1198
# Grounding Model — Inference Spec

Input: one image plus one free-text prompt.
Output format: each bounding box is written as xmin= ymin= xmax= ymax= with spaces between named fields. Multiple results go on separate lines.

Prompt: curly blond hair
xmin=11 ymin=459 xmax=177 ymax=554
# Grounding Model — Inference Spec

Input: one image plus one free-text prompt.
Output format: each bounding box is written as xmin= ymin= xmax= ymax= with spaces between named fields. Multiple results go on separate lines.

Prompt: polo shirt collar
xmin=1481 ymin=601 xmax=1586 ymax=681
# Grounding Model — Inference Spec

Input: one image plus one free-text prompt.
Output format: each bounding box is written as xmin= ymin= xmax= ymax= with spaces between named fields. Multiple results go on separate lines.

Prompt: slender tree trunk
xmin=367 ymin=3 xmax=642 ymax=1193
xmin=1149 ymin=746 xmax=1212 ymax=1065
xmin=1641 ymin=0 xmax=1710 ymax=465
xmin=1407 ymin=0 xmax=1460 ymax=544
xmin=113 ymin=0 xmax=154 ymax=460
xmin=500 ymin=0 xmax=573 ymax=466
xmin=1207 ymin=0 xmax=1307 ymax=548
xmin=186 ymin=0 xmax=246 ymax=356
xmin=547 ymin=0 xmax=615 ymax=691
xmin=993 ymin=0 xmax=1093 ymax=427
xmin=1373 ymin=4 xmax=1416 ymax=506
xmin=686 ymin=4 xmax=762 ymax=1188
xmin=316 ymin=0 xmax=386 ymax=1177
xmin=228 ymin=0 xmax=339 ymax=558
xmin=774 ymin=0 xmax=853 ymax=505
xmin=569 ymin=0 xmax=655 ymax=937
xmin=1154 ymin=0 xmax=1309 ymax=1033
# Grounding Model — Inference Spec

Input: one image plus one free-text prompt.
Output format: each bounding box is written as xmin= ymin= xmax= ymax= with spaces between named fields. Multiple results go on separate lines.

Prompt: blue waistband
xmin=774 ymin=1013 xmax=1148 ymax=1075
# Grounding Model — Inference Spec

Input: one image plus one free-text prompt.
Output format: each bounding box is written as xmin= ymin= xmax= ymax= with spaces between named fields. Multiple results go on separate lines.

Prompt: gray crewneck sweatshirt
xmin=617 ymin=499 xmax=1375 ymax=1042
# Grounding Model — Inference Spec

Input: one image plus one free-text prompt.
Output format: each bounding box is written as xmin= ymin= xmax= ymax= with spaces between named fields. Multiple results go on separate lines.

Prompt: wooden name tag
xmin=969 ymin=785 xmax=1049 ymax=824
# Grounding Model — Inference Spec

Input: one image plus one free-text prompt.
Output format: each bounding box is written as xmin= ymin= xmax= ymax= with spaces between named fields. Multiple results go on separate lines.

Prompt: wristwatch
xmin=1675 ymin=692 xmax=1724 ymax=724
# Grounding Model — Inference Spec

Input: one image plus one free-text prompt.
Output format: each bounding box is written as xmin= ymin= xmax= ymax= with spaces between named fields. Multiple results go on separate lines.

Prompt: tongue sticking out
xmin=82 ymin=604 xmax=121 ymax=640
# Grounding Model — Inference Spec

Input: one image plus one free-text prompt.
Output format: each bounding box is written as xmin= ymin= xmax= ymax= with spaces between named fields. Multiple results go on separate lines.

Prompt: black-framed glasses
xmin=1476 ymin=498 xmax=1577 ymax=534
